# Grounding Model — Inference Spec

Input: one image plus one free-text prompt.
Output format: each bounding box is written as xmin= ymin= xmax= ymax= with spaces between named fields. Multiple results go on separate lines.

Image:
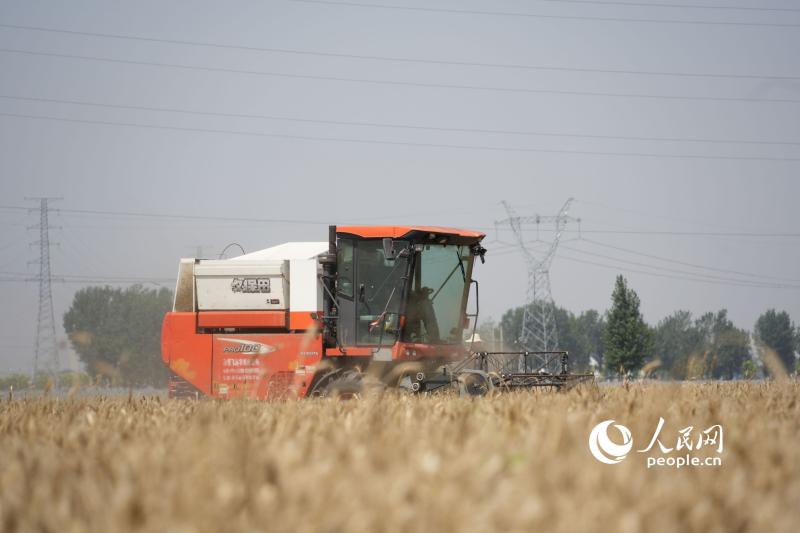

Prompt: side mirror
xmin=471 ymin=244 xmax=487 ymax=264
xmin=382 ymin=238 xmax=396 ymax=261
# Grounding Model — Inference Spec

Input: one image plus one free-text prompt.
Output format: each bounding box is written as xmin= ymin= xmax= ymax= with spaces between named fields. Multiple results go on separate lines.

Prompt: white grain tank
xmin=171 ymin=242 xmax=328 ymax=315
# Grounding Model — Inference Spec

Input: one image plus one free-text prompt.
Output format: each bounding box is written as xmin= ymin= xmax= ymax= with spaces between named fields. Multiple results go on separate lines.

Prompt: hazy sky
xmin=1 ymin=0 xmax=799 ymax=374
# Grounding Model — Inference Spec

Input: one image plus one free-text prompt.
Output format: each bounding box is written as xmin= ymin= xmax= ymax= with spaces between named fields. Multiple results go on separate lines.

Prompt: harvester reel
xmin=456 ymin=370 xmax=493 ymax=397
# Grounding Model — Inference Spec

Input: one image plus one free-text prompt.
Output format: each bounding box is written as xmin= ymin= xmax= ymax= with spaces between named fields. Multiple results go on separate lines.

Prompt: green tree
xmin=652 ymin=310 xmax=750 ymax=380
xmin=694 ymin=310 xmax=751 ymax=380
xmin=63 ymin=285 xmax=173 ymax=387
xmin=0 ymin=373 xmax=33 ymax=391
xmin=603 ymin=275 xmax=652 ymax=376
xmin=652 ymin=310 xmax=701 ymax=379
xmin=58 ymin=371 xmax=93 ymax=389
xmin=742 ymin=359 xmax=758 ymax=379
xmin=499 ymin=305 xmax=525 ymax=349
xmin=553 ymin=305 xmax=581 ymax=366
xmin=754 ymin=309 xmax=797 ymax=376
xmin=795 ymin=328 xmax=800 ymax=374
xmin=573 ymin=310 xmax=605 ymax=371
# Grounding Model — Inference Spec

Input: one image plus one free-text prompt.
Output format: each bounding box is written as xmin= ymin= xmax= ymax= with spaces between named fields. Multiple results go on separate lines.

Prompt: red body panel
xmin=211 ymin=333 xmax=323 ymax=399
xmin=289 ymin=311 xmax=318 ymax=331
xmin=198 ymin=311 xmax=287 ymax=329
xmin=162 ymin=311 xmax=323 ymax=399
xmin=325 ymin=347 xmax=373 ymax=357
xmin=161 ymin=312 xmax=213 ymax=395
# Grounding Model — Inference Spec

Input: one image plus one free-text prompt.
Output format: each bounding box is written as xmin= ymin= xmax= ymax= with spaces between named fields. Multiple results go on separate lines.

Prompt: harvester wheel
xmin=323 ymin=371 xmax=364 ymax=400
xmin=458 ymin=371 xmax=493 ymax=397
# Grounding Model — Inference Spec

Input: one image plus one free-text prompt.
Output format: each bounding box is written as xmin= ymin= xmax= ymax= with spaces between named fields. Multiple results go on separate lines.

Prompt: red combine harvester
xmin=161 ymin=225 xmax=589 ymax=399
xmin=162 ymin=225 xmax=490 ymax=399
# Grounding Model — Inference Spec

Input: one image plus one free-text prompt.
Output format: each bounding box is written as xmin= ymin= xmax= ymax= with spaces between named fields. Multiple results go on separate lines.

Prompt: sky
xmin=1 ymin=0 xmax=799 ymax=374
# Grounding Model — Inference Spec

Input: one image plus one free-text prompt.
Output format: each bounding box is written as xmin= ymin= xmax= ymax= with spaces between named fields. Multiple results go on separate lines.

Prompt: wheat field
xmin=0 ymin=382 xmax=797 ymax=533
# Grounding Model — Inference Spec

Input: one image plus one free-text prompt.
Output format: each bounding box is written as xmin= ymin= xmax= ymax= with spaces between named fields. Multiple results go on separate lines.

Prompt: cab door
xmin=336 ymin=238 xmax=409 ymax=348
xmin=335 ymin=238 xmax=357 ymax=346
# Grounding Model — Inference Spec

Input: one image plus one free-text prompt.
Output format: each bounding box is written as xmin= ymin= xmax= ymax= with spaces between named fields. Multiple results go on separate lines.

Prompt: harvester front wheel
xmin=323 ymin=371 xmax=364 ymax=400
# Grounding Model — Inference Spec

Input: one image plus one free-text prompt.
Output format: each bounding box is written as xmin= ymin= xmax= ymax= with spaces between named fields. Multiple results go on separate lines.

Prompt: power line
xmin=0 ymin=203 xmax=494 ymax=226
xmin=560 ymin=243 xmax=800 ymax=287
xmin=289 ymin=0 xmax=800 ymax=28
xmin=574 ymin=197 xmax=765 ymax=233
xmin=3 ymin=48 xmax=800 ymax=105
xmin=59 ymin=206 xmax=328 ymax=225
xmin=59 ymin=232 xmax=135 ymax=285
xmin=56 ymin=274 xmax=173 ymax=283
xmin=4 ymin=112 xmax=800 ymax=163
xmin=4 ymin=94 xmax=800 ymax=147
xmin=556 ymin=253 xmax=800 ymax=289
xmin=573 ymin=229 xmax=800 ymax=236
xmin=492 ymin=226 xmax=800 ymax=237
xmin=1 ymin=24 xmax=798 ymax=80
xmin=0 ymin=278 xmax=173 ymax=285
xmin=528 ymin=0 xmax=800 ymax=12
xmin=0 ymin=270 xmax=174 ymax=284
xmin=2 ymin=203 xmax=799 ymax=238
xmin=0 ymin=204 xmax=330 ymax=226
xmin=578 ymin=237 xmax=800 ymax=282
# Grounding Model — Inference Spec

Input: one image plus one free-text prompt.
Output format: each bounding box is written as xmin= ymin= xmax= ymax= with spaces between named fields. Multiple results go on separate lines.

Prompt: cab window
xmin=337 ymin=239 xmax=354 ymax=299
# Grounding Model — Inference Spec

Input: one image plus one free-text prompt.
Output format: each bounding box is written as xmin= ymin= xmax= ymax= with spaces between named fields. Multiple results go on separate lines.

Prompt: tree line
xmin=3 ymin=286 xmax=173 ymax=391
xmin=12 ymin=277 xmax=795 ymax=390
xmin=482 ymin=276 xmax=800 ymax=379
xmin=62 ymin=285 xmax=173 ymax=388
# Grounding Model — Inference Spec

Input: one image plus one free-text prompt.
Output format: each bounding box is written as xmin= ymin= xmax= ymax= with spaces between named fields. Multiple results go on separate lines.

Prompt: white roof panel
xmin=230 ymin=242 xmax=328 ymax=262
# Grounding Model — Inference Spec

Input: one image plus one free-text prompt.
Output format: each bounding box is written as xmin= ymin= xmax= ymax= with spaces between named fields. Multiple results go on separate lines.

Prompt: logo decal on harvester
xmin=231 ymin=277 xmax=271 ymax=293
xmin=219 ymin=338 xmax=277 ymax=355
xmin=588 ymin=420 xmax=633 ymax=464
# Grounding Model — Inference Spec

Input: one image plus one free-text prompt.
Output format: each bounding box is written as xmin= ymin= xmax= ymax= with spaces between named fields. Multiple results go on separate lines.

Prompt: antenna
xmin=496 ymin=198 xmax=575 ymax=371
xmin=26 ymin=197 xmax=62 ymax=387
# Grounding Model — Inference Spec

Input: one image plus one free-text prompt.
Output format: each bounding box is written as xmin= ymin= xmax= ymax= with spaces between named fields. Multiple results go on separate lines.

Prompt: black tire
xmin=323 ymin=371 xmax=364 ymax=400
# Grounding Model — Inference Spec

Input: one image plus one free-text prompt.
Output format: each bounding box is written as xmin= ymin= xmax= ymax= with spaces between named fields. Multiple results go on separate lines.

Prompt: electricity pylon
xmin=496 ymin=198 xmax=575 ymax=371
xmin=26 ymin=197 xmax=61 ymax=386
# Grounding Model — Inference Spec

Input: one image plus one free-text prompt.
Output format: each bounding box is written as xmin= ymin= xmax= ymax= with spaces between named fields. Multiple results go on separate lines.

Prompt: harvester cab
xmin=307 ymin=225 xmax=491 ymax=396
xmin=323 ymin=226 xmax=486 ymax=364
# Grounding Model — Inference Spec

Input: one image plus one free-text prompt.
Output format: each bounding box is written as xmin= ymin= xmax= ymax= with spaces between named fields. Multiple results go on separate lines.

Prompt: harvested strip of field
xmin=0 ymin=383 xmax=798 ymax=533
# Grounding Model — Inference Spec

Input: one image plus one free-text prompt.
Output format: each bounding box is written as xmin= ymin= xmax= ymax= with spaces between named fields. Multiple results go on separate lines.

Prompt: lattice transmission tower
xmin=495 ymin=198 xmax=576 ymax=371
xmin=27 ymin=197 xmax=61 ymax=385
